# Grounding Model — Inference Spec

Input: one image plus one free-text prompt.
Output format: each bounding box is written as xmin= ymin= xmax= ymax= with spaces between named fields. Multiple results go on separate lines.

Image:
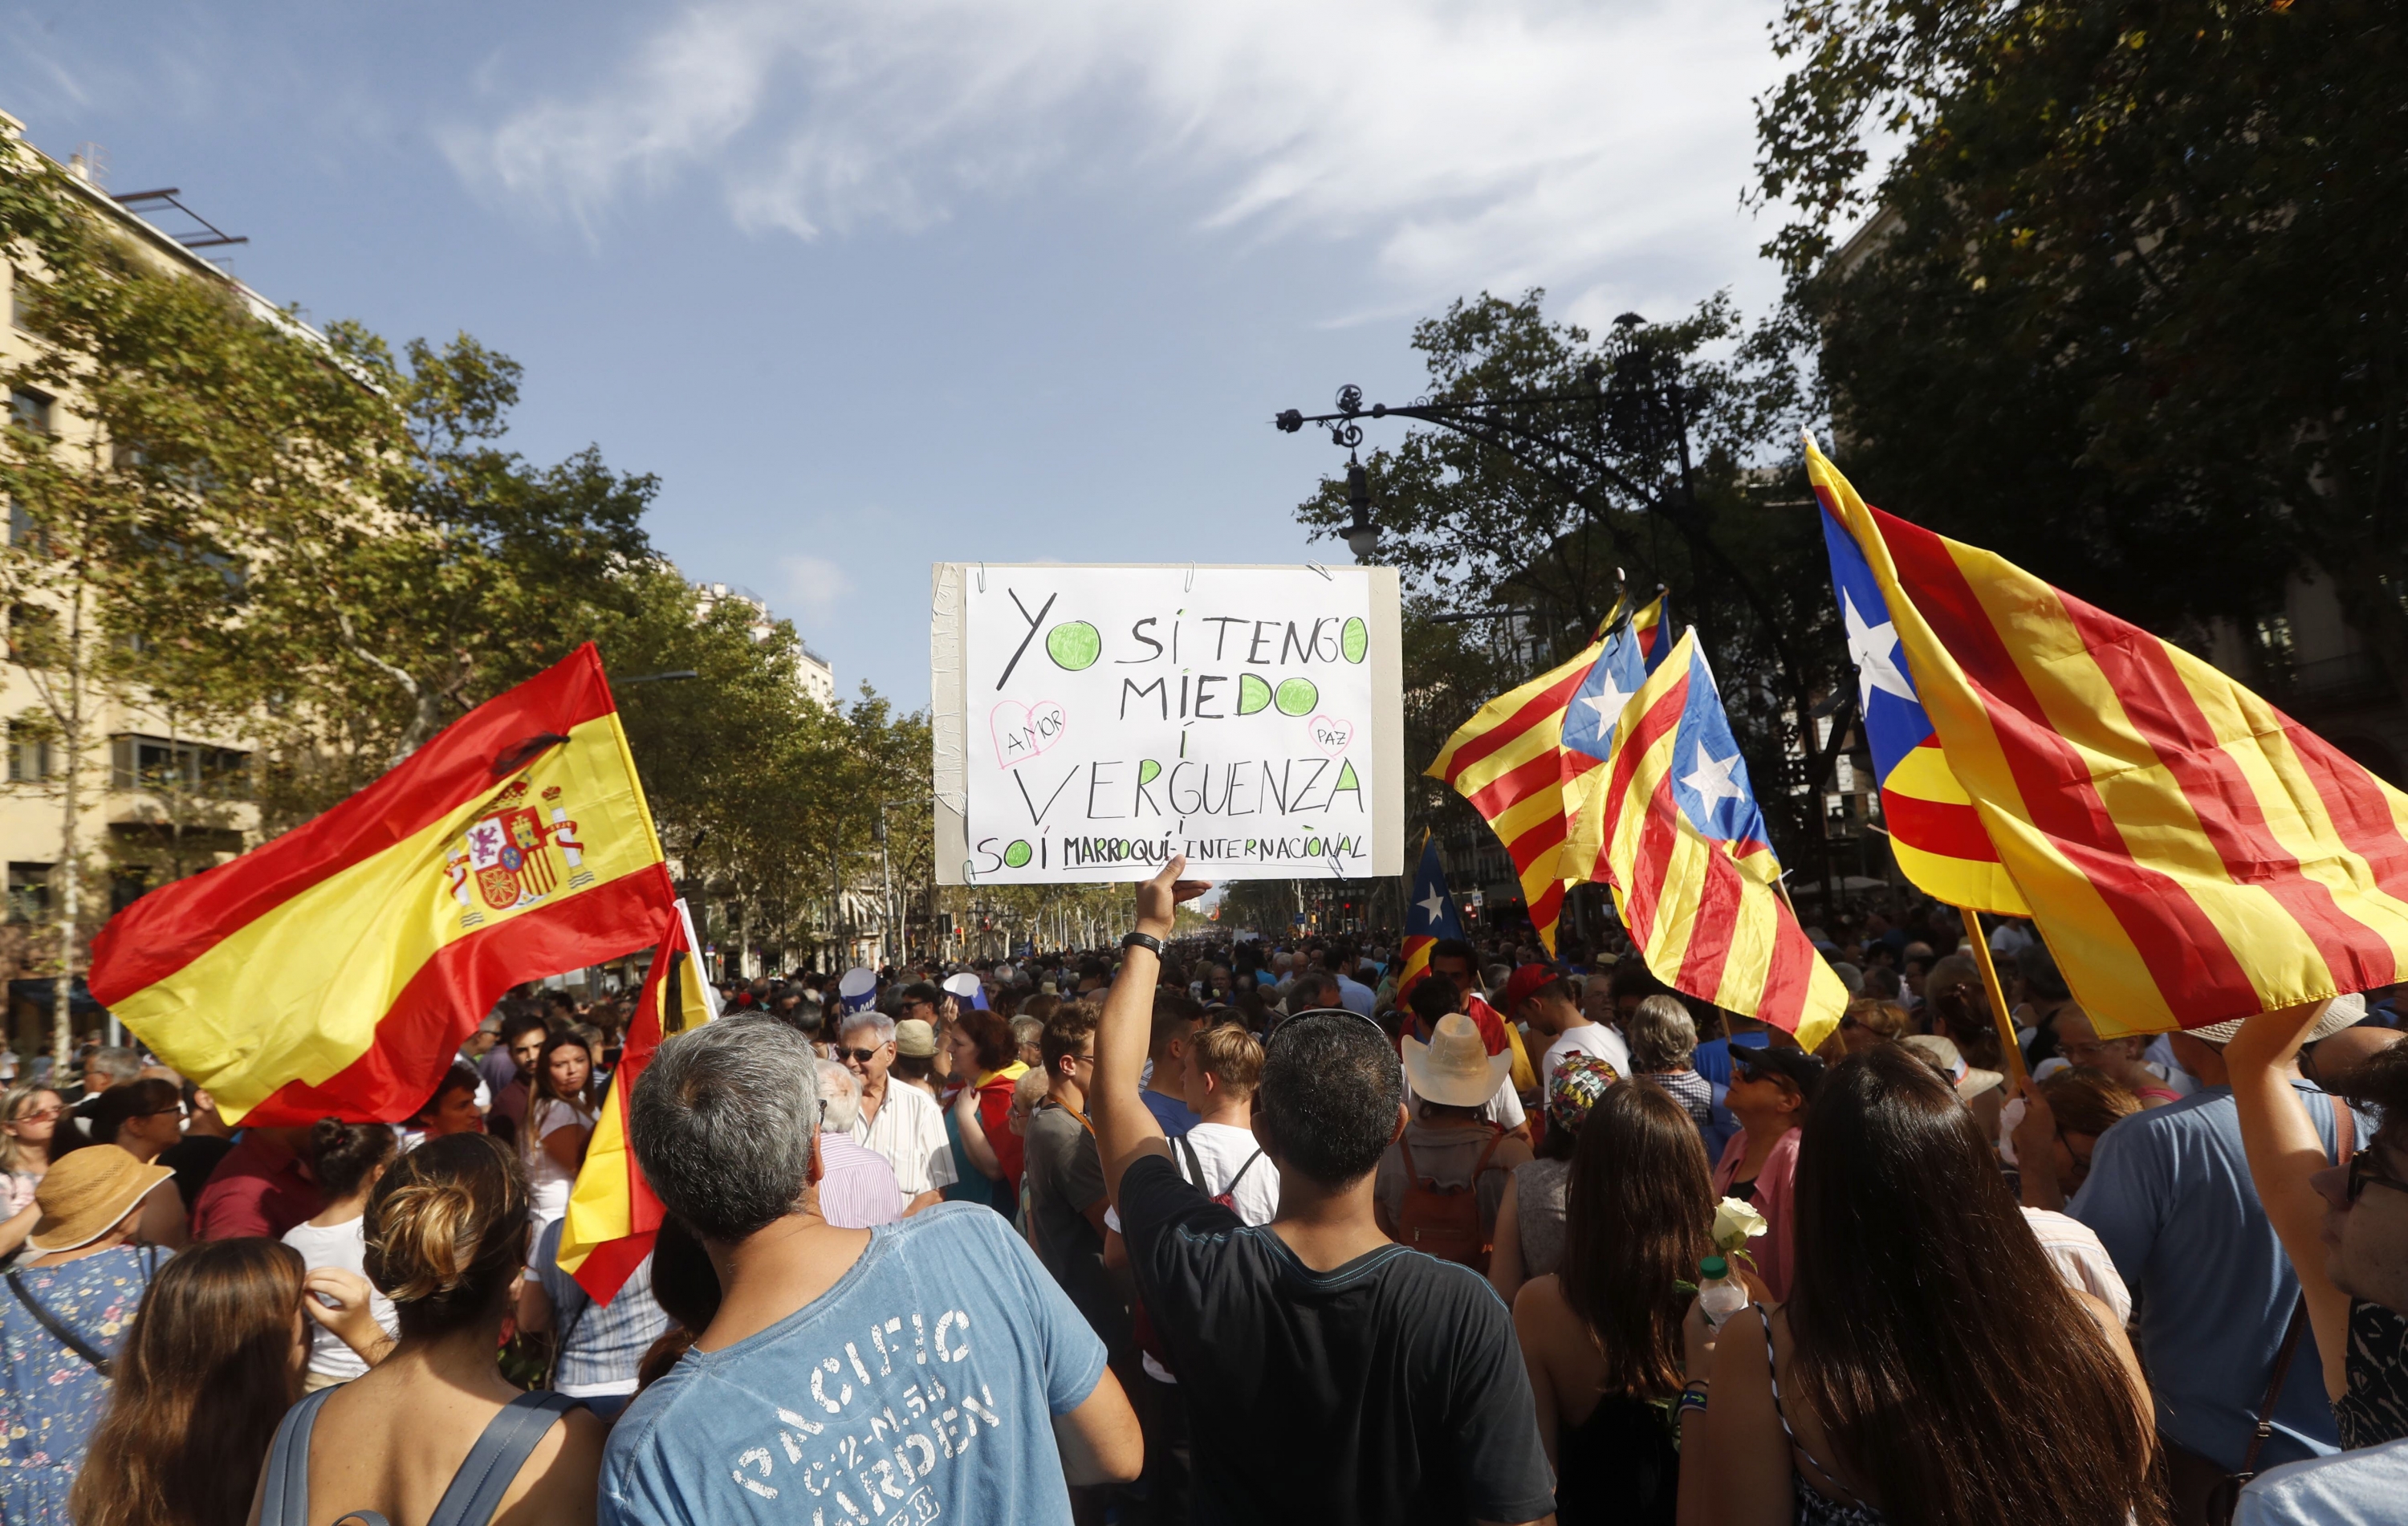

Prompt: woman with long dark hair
xmin=1490 ymin=1052 xmax=1617 ymax=1304
xmin=1690 ymin=1046 xmax=2159 ymax=1526
xmin=523 ymin=1032 xmax=600 ymax=1232
xmin=1515 ymin=1080 xmax=1714 ymax=1525
xmin=71 ymin=1238 xmax=383 ymax=1526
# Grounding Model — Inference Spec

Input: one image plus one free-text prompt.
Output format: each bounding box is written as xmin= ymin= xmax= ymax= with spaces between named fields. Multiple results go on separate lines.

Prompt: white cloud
xmin=445 ymin=0 xmax=1786 ymax=312
xmin=779 ymin=553 xmax=853 ymax=623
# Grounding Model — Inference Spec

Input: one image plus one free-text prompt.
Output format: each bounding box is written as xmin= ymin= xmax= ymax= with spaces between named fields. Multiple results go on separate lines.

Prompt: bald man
xmin=2302 ymin=1022 xmax=2406 ymax=1091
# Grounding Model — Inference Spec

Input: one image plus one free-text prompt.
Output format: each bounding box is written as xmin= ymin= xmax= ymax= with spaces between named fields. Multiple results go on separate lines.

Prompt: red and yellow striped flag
xmin=1426 ymin=633 xmax=1605 ymax=954
xmin=88 ymin=645 xmax=677 ymax=1124
xmin=1594 ymin=629 xmax=1848 ymax=1049
xmin=1812 ymin=439 xmax=2408 ymax=1034
xmin=560 ymin=898 xmax=717 ymax=1302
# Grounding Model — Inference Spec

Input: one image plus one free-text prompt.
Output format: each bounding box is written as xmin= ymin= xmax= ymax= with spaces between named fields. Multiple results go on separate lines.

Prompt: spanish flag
xmin=1812 ymin=438 xmax=2408 ymax=1034
xmin=1427 ymin=628 xmax=1609 ymax=954
xmin=88 ymin=645 xmax=677 ymax=1124
xmin=559 ymin=898 xmax=717 ymax=1302
xmin=1592 ymin=629 xmax=1847 ymax=1049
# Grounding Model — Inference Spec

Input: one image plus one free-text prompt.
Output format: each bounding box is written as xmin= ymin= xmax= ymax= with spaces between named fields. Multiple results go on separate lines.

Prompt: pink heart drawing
xmin=1308 ymin=714 xmax=1354 ymax=757
xmin=991 ymin=699 xmax=1068 ymax=769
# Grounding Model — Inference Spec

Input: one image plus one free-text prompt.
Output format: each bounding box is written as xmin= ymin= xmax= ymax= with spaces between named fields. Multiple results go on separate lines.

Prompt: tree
xmin=1290 ymin=291 xmax=1857 ymax=888
xmin=1755 ymin=0 xmax=2408 ymax=700
xmin=2 ymin=142 xmax=391 ymax=1060
xmin=220 ymin=329 xmax=659 ymax=827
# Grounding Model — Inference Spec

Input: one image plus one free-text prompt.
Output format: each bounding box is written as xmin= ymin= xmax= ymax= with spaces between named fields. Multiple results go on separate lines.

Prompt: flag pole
xmin=1958 ymin=907 xmax=2032 ymax=1096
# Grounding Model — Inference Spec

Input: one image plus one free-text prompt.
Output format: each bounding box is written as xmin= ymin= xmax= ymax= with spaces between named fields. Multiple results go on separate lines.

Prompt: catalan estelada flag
xmin=1560 ymin=594 xmax=1674 ymax=884
xmin=1809 ymin=452 xmax=2027 ymax=916
xmin=1810 ymin=437 xmax=2408 ymax=1034
xmin=560 ymin=897 xmax=717 ymax=1302
xmin=1595 ymin=629 xmax=1848 ymax=1049
xmin=1426 ymin=629 xmax=1605 ymax=954
xmin=1394 ymin=832 xmax=1466 ymax=999
xmin=88 ymin=645 xmax=677 ymax=1125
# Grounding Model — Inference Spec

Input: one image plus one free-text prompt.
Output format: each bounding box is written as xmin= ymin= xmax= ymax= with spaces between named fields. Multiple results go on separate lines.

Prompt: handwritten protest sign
xmin=932 ymin=564 xmax=1403 ymax=883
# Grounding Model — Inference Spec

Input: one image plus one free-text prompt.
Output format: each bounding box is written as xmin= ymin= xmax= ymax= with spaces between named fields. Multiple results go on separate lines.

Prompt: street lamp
xmin=1341 ymin=459 xmax=1381 ymax=562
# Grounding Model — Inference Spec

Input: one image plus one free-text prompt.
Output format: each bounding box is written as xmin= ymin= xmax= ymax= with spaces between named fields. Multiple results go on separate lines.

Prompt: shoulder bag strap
xmin=540 ymin=1292 xmax=590 ymax=1394
xmin=2231 ymin=1097 xmax=2354 ymax=1486
xmin=425 ymin=1390 xmax=584 ymax=1526
xmin=258 ymin=1384 xmax=342 ymax=1526
xmin=1225 ymin=1150 xmax=1264 ymax=1194
xmin=1173 ymin=1135 xmax=1206 ymax=1190
xmin=2236 ymin=1297 xmax=2310 ymax=1482
xmin=6 ymin=1269 xmax=111 ymax=1373
xmin=1472 ymin=1125 xmax=1506 ymax=1174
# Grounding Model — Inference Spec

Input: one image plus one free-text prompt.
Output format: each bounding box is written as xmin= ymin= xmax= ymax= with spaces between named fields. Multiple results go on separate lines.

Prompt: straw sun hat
xmin=27 ymin=1144 xmax=173 ymax=1255
xmin=1402 ymin=1012 xmax=1514 ymax=1108
xmin=2186 ymin=991 xmax=2366 ymax=1046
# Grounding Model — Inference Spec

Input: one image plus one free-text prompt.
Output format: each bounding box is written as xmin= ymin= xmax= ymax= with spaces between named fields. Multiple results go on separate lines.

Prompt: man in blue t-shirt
xmin=600 ymin=1015 xmax=1141 ymax=1524
xmin=2069 ymin=1009 xmax=2369 ymax=1513
xmin=2232 ymin=1007 xmax=2408 ymax=1525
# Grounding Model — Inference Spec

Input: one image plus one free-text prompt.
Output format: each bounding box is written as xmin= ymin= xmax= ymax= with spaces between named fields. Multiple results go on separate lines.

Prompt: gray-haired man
xmin=837 ymin=1009 xmax=956 ymax=1215
xmin=601 ymin=1015 xmax=1140 ymax=1525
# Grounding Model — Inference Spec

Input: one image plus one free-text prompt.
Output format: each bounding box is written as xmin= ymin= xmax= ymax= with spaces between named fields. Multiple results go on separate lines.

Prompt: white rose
xmin=1711 ymin=1195 xmax=1769 ymax=1255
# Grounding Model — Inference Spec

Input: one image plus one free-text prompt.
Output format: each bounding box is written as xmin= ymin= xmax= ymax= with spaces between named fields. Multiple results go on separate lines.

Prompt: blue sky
xmin=4 ymin=0 xmax=1792 ymax=708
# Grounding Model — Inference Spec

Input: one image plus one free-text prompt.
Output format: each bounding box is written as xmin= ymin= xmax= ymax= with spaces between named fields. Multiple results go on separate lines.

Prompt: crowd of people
xmin=0 ymin=864 xmax=2402 ymax=1524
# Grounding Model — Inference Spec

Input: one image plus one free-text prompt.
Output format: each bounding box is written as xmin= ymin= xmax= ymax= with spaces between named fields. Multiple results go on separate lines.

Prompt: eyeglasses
xmin=143 ymin=1104 xmax=188 ymax=1120
xmin=9 ymin=1106 xmax=61 ymax=1125
xmin=2347 ymin=1150 xmax=2408 ymax=1206
xmin=836 ymin=1046 xmax=885 ymax=1065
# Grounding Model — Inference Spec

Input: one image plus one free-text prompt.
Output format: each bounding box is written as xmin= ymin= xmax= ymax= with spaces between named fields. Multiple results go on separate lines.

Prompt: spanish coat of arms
xmin=442 ymin=780 xmax=593 ymax=926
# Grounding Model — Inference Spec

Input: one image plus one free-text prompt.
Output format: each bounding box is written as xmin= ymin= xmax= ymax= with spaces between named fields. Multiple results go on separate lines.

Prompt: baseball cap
xmin=1503 ymin=963 xmax=1562 ymax=1016
xmin=1732 ymin=1044 xmax=1827 ymax=1104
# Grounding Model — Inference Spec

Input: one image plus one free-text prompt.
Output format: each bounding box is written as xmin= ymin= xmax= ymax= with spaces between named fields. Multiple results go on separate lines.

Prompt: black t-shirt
xmin=1118 ymin=1152 xmax=1554 ymax=1526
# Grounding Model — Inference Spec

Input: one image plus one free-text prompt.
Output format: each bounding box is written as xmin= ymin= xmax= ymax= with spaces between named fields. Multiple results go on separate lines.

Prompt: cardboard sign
xmin=933 ymin=564 xmax=1404 ymax=883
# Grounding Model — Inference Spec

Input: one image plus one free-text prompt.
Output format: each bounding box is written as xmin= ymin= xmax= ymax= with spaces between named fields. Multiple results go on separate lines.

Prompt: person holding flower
xmin=1513 ymin=1080 xmax=1731 ymax=1524
xmin=1710 ymin=1046 xmax=1823 ymax=1302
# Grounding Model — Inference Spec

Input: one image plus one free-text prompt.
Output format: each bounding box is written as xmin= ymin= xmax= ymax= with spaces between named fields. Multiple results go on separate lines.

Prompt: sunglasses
xmin=836 ymin=1046 xmax=886 ymax=1065
xmin=2347 ymin=1150 xmax=2408 ymax=1206
xmin=10 ymin=1107 xmax=62 ymax=1125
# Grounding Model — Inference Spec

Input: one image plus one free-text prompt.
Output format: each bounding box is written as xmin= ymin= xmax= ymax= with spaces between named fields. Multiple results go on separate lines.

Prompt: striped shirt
xmin=531 ymin=1216 xmax=670 ymax=1398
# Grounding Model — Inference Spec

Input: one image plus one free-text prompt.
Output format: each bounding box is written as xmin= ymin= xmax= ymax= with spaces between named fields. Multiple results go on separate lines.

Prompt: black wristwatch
xmin=1121 ymin=931 xmax=1165 ymax=957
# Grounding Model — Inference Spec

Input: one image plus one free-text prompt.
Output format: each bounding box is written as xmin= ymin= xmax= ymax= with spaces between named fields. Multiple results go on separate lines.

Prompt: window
xmin=6 ymin=270 xmax=30 ymax=331
xmin=7 ymin=388 xmax=53 ymax=437
xmin=108 ymin=733 xmax=251 ymax=799
xmin=8 ymin=724 xmax=50 ymax=782
xmin=6 ymin=863 xmax=50 ymax=925
xmin=6 ymin=604 xmax=56 ymax=665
